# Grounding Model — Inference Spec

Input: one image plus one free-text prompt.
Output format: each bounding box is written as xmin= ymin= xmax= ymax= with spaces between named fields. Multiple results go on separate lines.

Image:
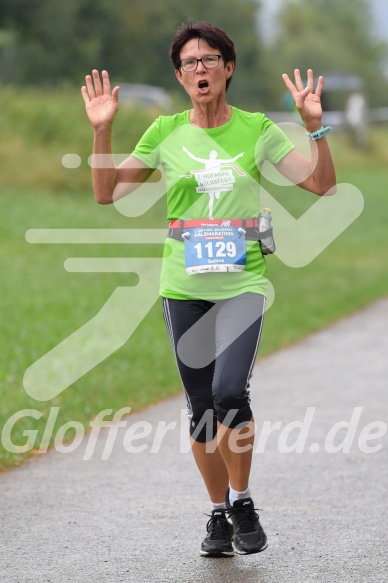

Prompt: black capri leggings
xmin=162 ymin=292 xmax=266 ymax=443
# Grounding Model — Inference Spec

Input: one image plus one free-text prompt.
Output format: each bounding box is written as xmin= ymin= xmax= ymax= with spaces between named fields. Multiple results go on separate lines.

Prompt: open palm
xmin=81 ymin=70 xmax=119 ymax=129
xmin=282 ymin=69 xmax=323 ymax=130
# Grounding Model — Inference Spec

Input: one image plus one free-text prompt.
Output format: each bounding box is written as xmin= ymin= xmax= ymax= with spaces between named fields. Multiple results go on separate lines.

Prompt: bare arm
xmin=275 ymin=142 xmax=336 ymax=196
xmin=276 ymin=69 xmax=336 ymax=196
xmin=82 ymin=70 xmax=154 ymax=204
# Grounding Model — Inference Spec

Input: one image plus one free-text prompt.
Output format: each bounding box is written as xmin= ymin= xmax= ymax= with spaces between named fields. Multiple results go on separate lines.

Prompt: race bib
xmin=183 ymin=223 xmax=246 ymax=275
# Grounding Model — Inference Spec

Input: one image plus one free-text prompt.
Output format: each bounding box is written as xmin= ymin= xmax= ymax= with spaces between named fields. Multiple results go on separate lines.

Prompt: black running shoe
xmin=200 ymin=509 xmax=234 ymax=557
xmin=225 ymin=489 xmax=268 ymax=555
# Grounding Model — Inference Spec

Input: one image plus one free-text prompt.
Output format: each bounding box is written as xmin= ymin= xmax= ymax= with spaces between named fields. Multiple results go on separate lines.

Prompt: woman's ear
xmin=225 ymin=61 xmax=235 ymax=79
xmin=175 ymin=69 xmax=184 ymax=85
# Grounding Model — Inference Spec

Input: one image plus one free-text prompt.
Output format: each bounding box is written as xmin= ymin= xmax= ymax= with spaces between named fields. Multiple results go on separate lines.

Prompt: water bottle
xmin=258 ymin=208 xmax=275 ymax=254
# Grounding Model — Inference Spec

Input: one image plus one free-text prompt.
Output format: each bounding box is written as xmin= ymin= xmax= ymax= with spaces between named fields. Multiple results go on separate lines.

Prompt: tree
xmin=266 ymin=0 xmax=387 ymax=107
xmin=0 ymin=0 xmax=272 ymax=109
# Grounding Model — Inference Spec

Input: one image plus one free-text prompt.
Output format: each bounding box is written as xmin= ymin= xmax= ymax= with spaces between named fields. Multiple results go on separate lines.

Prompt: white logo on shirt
xmin=180 ymin=147 xmax=246 ymax=219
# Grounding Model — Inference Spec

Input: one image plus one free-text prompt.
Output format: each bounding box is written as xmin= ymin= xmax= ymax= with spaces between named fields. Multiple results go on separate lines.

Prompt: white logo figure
xmin=181 ymin=147 xmax=246 ymax=219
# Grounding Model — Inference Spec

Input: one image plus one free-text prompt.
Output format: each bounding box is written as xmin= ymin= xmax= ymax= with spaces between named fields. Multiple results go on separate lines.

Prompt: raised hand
xmin=81 ymin=70 xmax=119 ymax=129
xmin=282 ymin=69 xmax=323 ymax=132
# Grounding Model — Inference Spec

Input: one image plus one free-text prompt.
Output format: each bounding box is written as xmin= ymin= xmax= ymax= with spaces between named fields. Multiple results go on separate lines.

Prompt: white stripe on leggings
xmin=162 ymin=298 xmax=194 ymax=421
xmin=245 ymin=296 xmax=266 ymax=392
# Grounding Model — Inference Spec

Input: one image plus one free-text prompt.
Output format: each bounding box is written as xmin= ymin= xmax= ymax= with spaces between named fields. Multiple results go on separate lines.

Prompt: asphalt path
xmin=1 ymin=299 xmax=387 ymax=583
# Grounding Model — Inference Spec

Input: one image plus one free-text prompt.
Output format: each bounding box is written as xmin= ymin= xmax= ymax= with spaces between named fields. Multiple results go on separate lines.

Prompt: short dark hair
xmin=170 ymin=21 xmax=236 ymax=90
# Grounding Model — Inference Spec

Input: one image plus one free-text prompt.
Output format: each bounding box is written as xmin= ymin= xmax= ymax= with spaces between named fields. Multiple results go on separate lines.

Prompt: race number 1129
xmin=193 ymin=241 xmax=237 ymax=259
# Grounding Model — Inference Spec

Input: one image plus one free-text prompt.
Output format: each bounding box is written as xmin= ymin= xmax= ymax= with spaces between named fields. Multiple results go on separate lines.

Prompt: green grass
xmin=0 ymin=190 xmax=175 ymax=469
xmin=1 ymin=86 xmax=388 ymax=469
xmin=0 ymin=86 xmax=157 ymax=194
xmin=260 ymin=164 xmax=388 ymax=353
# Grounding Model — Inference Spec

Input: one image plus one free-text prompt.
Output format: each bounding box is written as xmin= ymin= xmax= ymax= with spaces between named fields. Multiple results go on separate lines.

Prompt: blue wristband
xmin=306 ymin=126 xmax=333 ymax=140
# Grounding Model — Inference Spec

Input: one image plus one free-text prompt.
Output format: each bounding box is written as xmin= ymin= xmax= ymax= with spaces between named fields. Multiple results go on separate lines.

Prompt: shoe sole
xmin=200 ymin=549 xmax=234 ymax=557
xmin=233 ymin=541 xmax=268 ymax=555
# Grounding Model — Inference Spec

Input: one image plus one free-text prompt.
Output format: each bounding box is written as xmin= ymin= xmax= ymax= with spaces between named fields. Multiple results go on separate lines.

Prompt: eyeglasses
xmin=179 ymin=54 xmax=224 ymax=72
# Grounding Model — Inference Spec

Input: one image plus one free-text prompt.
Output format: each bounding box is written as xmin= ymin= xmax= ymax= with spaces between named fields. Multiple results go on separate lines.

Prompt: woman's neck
xmin=189 ymin=101 xmax=232 ymax=128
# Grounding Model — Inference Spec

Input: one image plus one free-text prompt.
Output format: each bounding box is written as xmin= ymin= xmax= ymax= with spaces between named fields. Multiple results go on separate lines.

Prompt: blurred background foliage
xmin=0 ymin=0 xmax=387 ymax=109
xmin=267 ymin=0 xmax=388 ymax=108
xmin=0 ymin=0 xmax=387 ymax=195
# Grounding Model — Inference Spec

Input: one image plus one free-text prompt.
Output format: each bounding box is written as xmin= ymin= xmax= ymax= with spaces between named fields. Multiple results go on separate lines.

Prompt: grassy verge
xmin=0 ymin=86 xmax=157 ymax=194
xmin=0 ymin=90 xmax=387 ymax=469
xmin=0 ymin=190 xmax=174 ymax=469
xmin=260 ymin=164 xmax=388 ymax=353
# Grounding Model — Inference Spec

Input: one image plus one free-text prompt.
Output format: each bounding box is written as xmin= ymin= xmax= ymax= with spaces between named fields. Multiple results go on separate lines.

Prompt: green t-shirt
xmin=131 ymin=106 xmax=294 ymax=300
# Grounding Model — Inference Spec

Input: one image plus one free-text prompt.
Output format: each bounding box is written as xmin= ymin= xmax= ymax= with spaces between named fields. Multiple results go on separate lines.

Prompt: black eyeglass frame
xmin=178 ymin=54 xmax=224 ymax=72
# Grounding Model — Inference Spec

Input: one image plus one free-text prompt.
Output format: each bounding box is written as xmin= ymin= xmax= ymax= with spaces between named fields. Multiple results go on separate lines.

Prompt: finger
xmin=294 ymin=69 xmax=304 ymax=92
xmin=315 ymin=75 xmax=324 ymax=98
xmin=112 ymin=85 xmax=120 ymax=105
xmin=282 ymin=73 xmax=297 ymax=94
xmin=101 ymin=70 xmax=111 ymax=95
xmin=81 ymin=85 xmax=90 ymax=105
xmin=294 ymin=87 xmax=310 ymax=109
xmin=306 ymin=69 xmax=314 ymax=93
xmin=92 ymin=69 xmax=103 ymax=96
xmin=85 ymin=74 xmax=96 ymax=100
